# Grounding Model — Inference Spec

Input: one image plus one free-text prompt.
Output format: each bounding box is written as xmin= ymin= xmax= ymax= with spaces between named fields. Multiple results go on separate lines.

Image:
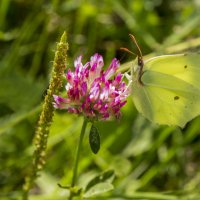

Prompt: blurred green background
xmin=1 ymin=0 xmax=200 ymax=199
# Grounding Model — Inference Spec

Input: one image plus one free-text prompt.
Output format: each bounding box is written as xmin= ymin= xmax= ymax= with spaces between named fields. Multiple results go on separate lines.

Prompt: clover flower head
xmin=53 ymin=53 xmax=130 ymax=120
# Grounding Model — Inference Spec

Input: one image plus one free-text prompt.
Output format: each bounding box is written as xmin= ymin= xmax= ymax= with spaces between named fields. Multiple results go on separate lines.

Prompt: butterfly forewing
xmin=132 ymin=54 xmax=200 ymax=127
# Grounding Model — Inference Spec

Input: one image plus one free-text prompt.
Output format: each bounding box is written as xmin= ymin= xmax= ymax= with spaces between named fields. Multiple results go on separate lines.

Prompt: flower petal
xmin=53 ymin=53 xmax=130 ymax=120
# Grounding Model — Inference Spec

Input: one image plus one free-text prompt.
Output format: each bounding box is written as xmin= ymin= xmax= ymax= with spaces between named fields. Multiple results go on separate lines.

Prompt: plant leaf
xmin=89 ymin=124 xmax=100 ymax=154
xmin=83 ymin=182 xmax=114 ymax=198
xmin=85 ymin=170 xmax=115 ymax=193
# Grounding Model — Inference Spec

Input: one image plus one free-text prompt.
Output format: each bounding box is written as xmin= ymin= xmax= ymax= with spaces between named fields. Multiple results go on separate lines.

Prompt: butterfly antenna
xmin=120 ymin=47 xmax=136 ymax=56
xmin=129 ymin=34 xmax=144 ymax=85
xmin=129 ymin=34 xmax=143 ymax=58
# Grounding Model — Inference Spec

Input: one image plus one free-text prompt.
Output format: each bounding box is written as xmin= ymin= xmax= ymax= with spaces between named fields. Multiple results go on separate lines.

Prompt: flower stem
xmin=69 ymin=117 xmax=88 ymax=200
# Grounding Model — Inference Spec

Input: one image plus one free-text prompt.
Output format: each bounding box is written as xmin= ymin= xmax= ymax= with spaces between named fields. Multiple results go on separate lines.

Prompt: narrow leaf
xmin=89 ymin=124 xmax=100 ymax=154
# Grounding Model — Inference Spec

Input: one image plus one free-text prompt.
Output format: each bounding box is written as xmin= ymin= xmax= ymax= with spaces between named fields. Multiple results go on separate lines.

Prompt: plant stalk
xmin=69 ymin=117 xmax=88 ymax=200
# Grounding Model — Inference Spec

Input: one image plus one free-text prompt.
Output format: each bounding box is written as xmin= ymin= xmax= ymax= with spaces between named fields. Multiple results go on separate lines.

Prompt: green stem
xmin=69 ymin=117 xmax=88 ymax=200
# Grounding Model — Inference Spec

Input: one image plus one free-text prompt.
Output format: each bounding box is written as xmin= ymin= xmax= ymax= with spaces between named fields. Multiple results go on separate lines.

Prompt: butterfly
xmin=122 ymin=34 xmax=200 ymax=128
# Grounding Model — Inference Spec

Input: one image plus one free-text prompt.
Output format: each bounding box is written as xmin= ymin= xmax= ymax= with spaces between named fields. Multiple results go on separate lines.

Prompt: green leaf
xmin=0 ymin=73 xmax=43 ymax=112
xmin=84 ymin=170 xmax=115 ymax=193
xmin=89 ymin=124 xmax=100 ymax=154
xmin=0 ymin=105 xmax=40 ymax=135
xmin=83 ymin=182 xmax=114 ymax=198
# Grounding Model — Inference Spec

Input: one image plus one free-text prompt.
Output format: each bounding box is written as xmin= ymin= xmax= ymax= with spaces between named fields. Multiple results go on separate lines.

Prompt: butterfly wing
xmin=132 ymin=54 xmax=200 ymax=127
